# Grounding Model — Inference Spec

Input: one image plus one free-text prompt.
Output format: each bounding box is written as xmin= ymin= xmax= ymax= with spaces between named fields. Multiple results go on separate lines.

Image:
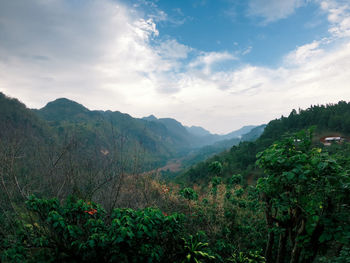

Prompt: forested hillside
xmin=35 ymin=97 xmax=193 ymax=168
xmin=32 ymin=96 xmax=261 ymax=170
xmin=0 ymin=92 xmax=260 ymax=204
xmin=1 ymin=94 xmax=350 ymax=263
xmin=179 ymin=101 xmax=350 ymax=184
xmin=174 ymin=124 xmax=267 ymax=172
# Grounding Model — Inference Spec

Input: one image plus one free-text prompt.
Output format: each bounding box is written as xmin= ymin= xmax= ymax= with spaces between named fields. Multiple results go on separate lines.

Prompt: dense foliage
xmin=1 ymin=196 xmax=213 ymax=262
xmin=1 ymin=180 xmax=267 ymax=263
xmin=257 ymin=129 xmax=350 ymax=262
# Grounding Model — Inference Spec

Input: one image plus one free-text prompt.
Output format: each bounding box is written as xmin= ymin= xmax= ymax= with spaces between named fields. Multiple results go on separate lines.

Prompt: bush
xmin=1 ymin=195 xmax=214 ymax=263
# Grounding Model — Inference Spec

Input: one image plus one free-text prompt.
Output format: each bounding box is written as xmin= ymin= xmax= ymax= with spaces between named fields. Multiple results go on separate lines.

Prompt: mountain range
xmin=1 ymin=92 xmax=265 ymax=172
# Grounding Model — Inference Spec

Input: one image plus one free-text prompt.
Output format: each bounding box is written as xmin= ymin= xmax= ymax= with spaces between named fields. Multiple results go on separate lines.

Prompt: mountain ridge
xmin=0 ymin=92 xmax=266 ymax=174
xmin=178 ymin=100 xmax=350 ymax=184
xmin=15 ymin=94 xmax=263 ymax=169
xmin=142 ymin=113 xmax=261 ymax=147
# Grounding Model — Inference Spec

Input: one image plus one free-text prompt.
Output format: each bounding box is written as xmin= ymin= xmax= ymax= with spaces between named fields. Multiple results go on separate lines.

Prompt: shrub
xmin=2 ymin=195 xmax=213 ymax=263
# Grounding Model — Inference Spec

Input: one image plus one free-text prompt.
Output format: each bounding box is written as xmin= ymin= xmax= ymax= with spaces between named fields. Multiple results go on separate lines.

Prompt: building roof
xmin=325 ymin=137 xmax=341 ymax=141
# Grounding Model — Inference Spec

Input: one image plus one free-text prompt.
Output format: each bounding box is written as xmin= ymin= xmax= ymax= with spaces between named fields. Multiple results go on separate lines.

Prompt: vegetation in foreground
xmin=2 ymin=129 xmax=350 ymax=262
xmin=1 ymin=95 xmax=350 ymax=262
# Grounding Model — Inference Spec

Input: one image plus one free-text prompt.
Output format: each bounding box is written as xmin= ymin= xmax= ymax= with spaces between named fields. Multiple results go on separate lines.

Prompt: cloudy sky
xmin=0 ymin=0 xmax=350 ymax=134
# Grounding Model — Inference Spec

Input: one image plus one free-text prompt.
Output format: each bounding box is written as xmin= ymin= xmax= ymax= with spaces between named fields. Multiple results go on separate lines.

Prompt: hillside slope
xmin=27 ymin=95 xmax=262 ymax=170
xmin=179 ymin=101 xmax=350 ymax=184
xmin=0 ymin=92 xmax=265 ymax=177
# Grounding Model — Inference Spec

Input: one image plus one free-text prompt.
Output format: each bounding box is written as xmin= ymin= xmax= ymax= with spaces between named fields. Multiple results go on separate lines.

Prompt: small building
xmin=323 ymin=136 xmax=343 ymax=146
xmin=325 ymin=137 xmax=342 ymax=142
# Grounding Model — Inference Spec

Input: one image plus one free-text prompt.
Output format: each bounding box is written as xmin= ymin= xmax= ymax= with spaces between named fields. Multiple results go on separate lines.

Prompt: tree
xmin=256 ymin=130 xmax=350 ymax=263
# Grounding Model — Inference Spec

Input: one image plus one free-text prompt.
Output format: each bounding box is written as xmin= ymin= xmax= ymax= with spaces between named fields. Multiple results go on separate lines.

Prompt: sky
xmin=0 ymin=0 xmax=350 ymax=134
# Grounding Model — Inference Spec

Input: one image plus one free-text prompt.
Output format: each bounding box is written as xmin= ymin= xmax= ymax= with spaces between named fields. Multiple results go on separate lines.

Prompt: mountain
xmin=142 ymin=115 xmax=227 ymax=149
xmin=143 ymin=115 xmax=263 ymax=149
xmin=0 ymin=93 xmax=44 ymax=131
xmin=181 ymin=124 xmax=265 ymax=168
xmin=0 ymin=93 xmax=62 ymax=198
xmin=185 ymin=126 xmax=211 ymax=137
xmin=160 ymin=123 xmax=266 ymax=179
xmin=221 ymin=125 xmax=257 ymax=140
xmin=185 ymin=124 xmax=260 ymax=142
xmin=241 ymin=124 xmax=266 ymax=141
xmin=155 ymin=118 xmax=193 ymax=147
xmin=32 ymin=96 xmax=265 ymax=169
xmin=0 ymin=93 xmax=52 ymax=147
xmin=36 ymin=98 xmax=90 ymax=122
xmin=142 ymin=115 xmax=158 ymax=121
xmin=35 ymin=99 xmax=188 ymax=168
xmin=0 ymin=92 xmax=265 ymax=177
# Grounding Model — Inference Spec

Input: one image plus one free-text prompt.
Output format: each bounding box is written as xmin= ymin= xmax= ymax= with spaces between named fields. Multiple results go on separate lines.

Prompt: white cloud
xmin=1 ymin=0 xmax=350 ymax=134
xmin=156 ymin=39 xmax=191 ymax=60
xmin=248 ymin=0 xmax=307 ymax=23
xmin=320 ymin=0 xmax=350 ymax=37
xmin=242 ymin=46 xmax=253 ymax=55
xmin=0 ymin=0 xmax=189 ymax=108
xmin=133 ymin=18 xmax=159 ymax=40
xmin=189 ymin=51 xmax=237 ymax=74
xmin=285 ymin=41 xmax=324 ymax=65
xmin=170 ymin=41 xmax=350 ymax=133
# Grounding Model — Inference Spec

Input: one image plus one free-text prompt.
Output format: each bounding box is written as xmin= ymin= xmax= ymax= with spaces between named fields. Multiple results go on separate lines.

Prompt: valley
xmin=1 ymin=1 xmax=350 ymax=261
xmin=1 ymin=93 xmax=350 ymax=263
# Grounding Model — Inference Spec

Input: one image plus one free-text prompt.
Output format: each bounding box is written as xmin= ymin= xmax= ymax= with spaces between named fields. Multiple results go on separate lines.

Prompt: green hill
xmin=0 ymin=92 xmax=262 ymax=173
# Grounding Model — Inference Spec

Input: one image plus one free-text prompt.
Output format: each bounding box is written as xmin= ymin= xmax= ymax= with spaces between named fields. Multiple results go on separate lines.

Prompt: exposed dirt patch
xmin=158 ymin=160 xmax=183 ymax=173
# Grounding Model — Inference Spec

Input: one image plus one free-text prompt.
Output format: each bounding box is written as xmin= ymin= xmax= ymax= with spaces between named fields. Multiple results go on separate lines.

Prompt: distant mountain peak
xmin=142 ymin=115 xmax=158 ymax=121
xmin=43 ymin=98 xmax=89 ymax=111
xmin=222 ymin=125 xmax=257 ymax=140
xmin=38 ymin=98 xmax=90 ymax=122
xmin=52 ymin=98 xmax=74 ymax=103
xmin=185 ymin=125 xmax=212 ymax=137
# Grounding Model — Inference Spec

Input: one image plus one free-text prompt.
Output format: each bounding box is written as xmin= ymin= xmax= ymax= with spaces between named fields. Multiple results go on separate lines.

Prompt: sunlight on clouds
xmin=1 ymin=0 xmax=350 ymax=133
xmin=133 ymin=18 xmax=159 ymax=38
xmin=171 ymin=40 xmax=350 ymax=132
xmin=0 ymin=0 xmax=189 ymax=110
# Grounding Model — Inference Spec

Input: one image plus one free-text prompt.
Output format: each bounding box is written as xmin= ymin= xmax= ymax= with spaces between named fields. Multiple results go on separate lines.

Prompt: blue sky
xmin=1 ymin=0 xmax=350 ymax=133
xmin=135 ymin=0 xmax=329 ymax=66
